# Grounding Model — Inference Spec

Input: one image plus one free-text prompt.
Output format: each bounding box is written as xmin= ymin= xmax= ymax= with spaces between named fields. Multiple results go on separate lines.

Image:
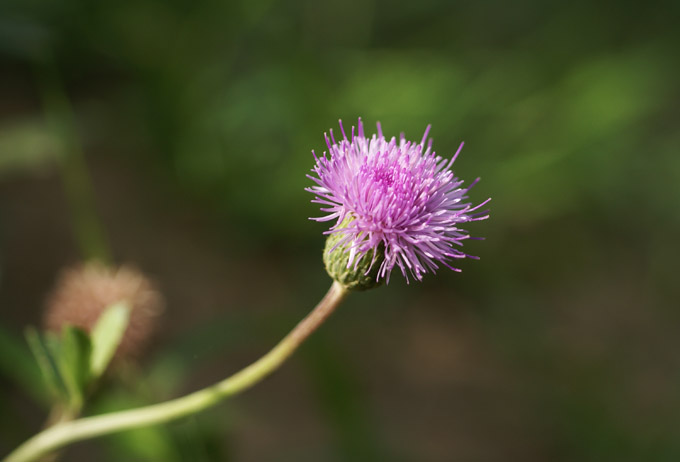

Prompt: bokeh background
xmin=1 ymin=0 xmax=679 ymax=460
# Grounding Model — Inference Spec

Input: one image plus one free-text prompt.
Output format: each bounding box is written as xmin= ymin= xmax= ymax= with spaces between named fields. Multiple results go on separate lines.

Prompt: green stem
xmin=37 ymin=59 xmax=111 ymax=263
xmin=3 ymin=282 xmax=349 ymax=462
xmin=39 ymin=405 xmax=80 ymax=462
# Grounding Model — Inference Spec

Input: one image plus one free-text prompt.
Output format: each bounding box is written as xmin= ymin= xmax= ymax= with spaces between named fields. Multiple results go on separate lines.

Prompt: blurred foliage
xmin=1 ymin=0 xmax=679 ymax=460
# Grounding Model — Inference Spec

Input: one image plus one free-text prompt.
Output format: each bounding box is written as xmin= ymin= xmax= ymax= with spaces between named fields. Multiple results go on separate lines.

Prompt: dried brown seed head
xmin=44 ymin=263 xmax=164 ymax=358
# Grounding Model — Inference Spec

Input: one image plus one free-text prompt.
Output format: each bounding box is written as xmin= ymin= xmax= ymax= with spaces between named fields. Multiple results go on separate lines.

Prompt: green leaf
xmin=0 ymin=325 xmax=45 ymax=402
xmin=57 ymin=326 xmax=92 ymax=409
xmin=25 ymin=327 xmax=67 ymax=402
xmin=90 ymin=302 xmax=130 ymax=378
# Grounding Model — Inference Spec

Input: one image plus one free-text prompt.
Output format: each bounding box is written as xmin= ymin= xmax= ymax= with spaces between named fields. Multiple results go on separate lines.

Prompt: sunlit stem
xmin=3 ymin=282 xmax=349 ymax=462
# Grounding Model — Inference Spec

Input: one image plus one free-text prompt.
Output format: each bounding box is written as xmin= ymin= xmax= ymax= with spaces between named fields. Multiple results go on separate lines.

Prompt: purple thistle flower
xmin=307 ymin=118 xmax=490 ymax=285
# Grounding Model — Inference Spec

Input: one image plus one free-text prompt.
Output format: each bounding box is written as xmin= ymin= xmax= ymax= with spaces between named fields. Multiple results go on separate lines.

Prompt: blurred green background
xmin=1 ymin=0 xmax=679 ymax=460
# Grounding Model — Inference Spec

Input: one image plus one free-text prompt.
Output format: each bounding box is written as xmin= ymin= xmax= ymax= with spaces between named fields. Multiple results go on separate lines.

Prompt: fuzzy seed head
xmin=44 ymin=263 xmax=164 ymax=358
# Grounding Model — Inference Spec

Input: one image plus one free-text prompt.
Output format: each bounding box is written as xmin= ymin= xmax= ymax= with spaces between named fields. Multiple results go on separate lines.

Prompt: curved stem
xmin=37 ymin=57 xmax=111 ymax=264
xmin=39 ymin=404 xmax=79 ymax=462
xmin=4 ymin=282 xmax=349 ymax=462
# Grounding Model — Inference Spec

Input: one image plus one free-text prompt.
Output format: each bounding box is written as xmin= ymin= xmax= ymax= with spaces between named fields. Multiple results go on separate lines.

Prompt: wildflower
xmin=307 ymin=118 xmax=489 ymax=288
xmin=44 ymin=263 xmax=164 ymax=357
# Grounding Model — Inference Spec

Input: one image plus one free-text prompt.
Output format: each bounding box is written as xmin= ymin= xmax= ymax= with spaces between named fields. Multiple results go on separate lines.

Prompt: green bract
xmin=323 ymin=218 xmax=385 ymax=291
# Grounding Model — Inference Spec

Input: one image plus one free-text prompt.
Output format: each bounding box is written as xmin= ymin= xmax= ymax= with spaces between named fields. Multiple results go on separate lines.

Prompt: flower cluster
xmin=307 ymin=118 xmax=489 ymax=285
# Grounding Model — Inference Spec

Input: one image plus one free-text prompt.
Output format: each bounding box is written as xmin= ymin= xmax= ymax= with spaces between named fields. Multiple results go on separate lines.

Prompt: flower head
xmin=307 ymin=118 xmax=489 ymax=287
xmin=44 ymin=263 xmax=164 ymax=358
